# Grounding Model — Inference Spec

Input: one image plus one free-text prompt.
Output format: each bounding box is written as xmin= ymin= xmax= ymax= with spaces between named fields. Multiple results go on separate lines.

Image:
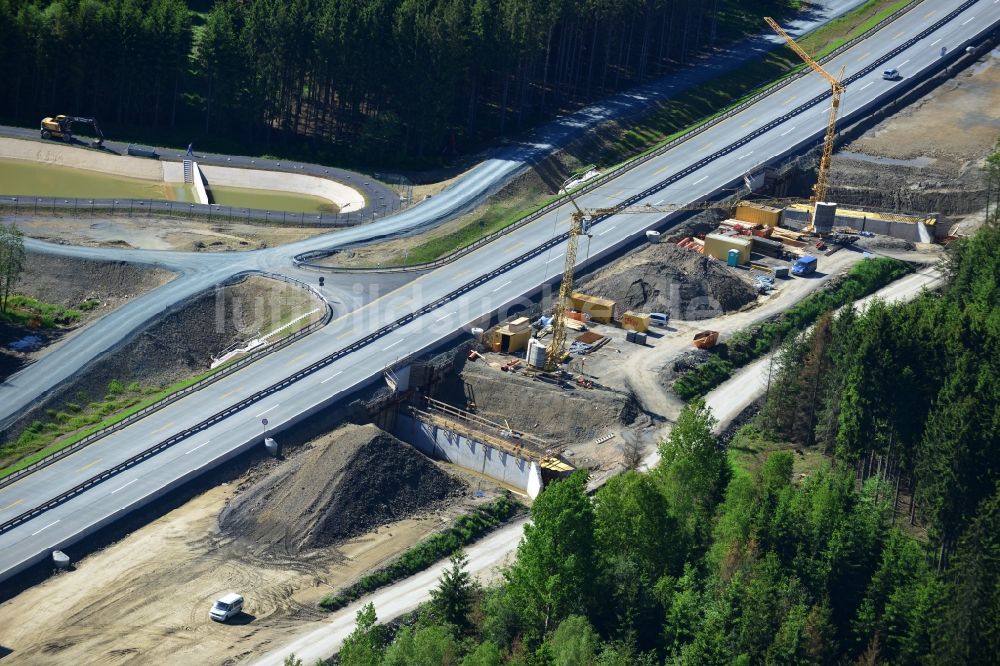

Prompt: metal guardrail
xmin=295 ymin=0 xmax=925 ymax=274
xmin=0 ymin=272 xmax=333 ymax=491
xmin=0 ymin=0 xmax=988 ymax=538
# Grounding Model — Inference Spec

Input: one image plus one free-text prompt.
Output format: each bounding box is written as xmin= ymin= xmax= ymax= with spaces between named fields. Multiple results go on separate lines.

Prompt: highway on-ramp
xmin=0 ymin=0 xmax=996 ymax=587
xmin=0 ymin=0 xmax=889 ymax=430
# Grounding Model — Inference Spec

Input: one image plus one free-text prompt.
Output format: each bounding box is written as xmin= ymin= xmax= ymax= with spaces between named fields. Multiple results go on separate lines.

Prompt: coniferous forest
xmin=0 ymin=0 xmax=798 ymax=163
xmin=333 ymin=223 xmax=1000 ymax=665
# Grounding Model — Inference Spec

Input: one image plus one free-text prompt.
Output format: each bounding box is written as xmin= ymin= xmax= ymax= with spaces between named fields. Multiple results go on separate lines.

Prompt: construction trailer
xmin=569 ymin=292 xmax=616 ymax=324
xmin=620 ymin=311 xmax=651 ymax=332
xmin=735 ymin=202 xmax=782 ymax=227
xmin=704 ymin=233 xmax=752 ymax=264
xmin=492 ymin=316 xmax=532 ymax=353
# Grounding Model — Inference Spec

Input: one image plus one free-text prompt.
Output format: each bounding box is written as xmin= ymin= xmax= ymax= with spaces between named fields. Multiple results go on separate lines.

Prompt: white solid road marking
xmin=435 ymin=311 xmax=456 ymax=321
xmin=383 ymin=339 xmax=403 ymax=351
xmin=931 ymin=38 xmax=942 ymax=46
xmin=598 ymin=225 xmax=617 ymax=236
xmin=962 ymin=16 xmax=975 ymax=25
xmin=860 ymin=81 xmax=874 ymax=91
xmin=31 ymin=520 xmax=59 ymax=536
xmin=737 ymin=151 xmax=754 ymax=160
xmin=546 ymin=253 xmax=564 ymax=263
xmin=321 ymin=371 xmax=343 ymax=384
xmin=490 ymin=281 xmax=512 ymax=293
xmin=780 ymin=126 xmax=797 ymax=136
xmin=255 ymin=404 xmax=280 ymax=418
xmin=899 ymin=59 xmax=911 ymax=67
xmin=185 ymin=440 xmax=212 ymax=455
xmin=693 ymin=176 xmax=708 ymax=185
xmin=110 ymin=479 xmax=139 ymax=494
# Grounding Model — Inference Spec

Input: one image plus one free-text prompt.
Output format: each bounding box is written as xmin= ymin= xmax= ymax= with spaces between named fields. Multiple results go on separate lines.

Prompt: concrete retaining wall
xmin=395 ymin=414 xmax=543 ymax=498
xmin=191 ymin=162 xmax=210 ymax=205
xmin=200 ymin=164 xmax=365 ymax=213
xmin=0 ymin=137 xmax=162 ymax=180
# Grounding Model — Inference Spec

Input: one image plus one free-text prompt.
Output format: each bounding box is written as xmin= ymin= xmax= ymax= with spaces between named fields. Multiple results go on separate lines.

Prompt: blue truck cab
xmin=791 ymin=255 xmax=818 ymax=276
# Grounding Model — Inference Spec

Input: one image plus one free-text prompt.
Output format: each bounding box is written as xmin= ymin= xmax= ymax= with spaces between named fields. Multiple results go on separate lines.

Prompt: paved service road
xmin=0 ymin=0 xmax=995 ymax=585
xmin=0 ymin=0 xmax=875 ymax=430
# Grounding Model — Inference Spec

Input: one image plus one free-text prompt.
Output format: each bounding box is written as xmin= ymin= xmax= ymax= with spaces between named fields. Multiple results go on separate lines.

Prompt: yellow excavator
xmin=39 ymin=115 xmax=105 ymax=148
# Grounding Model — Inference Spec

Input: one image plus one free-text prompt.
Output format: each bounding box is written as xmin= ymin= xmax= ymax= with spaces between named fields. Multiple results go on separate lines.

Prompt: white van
xmin=209 ymin=593 xmax=244 ymax=622
xmin=649 ymin=312 xmax=670 ymax=327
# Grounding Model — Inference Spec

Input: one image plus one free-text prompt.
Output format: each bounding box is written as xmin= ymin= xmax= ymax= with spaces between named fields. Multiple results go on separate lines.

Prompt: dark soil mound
xmin=219 ymin=424 xmax=464 ymax=553
xmin=578 ymin=242 xmax=758 ymax=320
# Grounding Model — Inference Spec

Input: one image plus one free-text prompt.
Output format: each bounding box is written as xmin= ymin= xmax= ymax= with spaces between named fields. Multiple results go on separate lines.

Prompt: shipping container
xmin=704 ymin=233 xmax=751 ymax=264
xmin=621 ymin=311 xmax=650 ymax=332
xmin=735 ymin=202 xmax=782 ymax=227
xmin=570 ymin=292 xmax=616 ymax=323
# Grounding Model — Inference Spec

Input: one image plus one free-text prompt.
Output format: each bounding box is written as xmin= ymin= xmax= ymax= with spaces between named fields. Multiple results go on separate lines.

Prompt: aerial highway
xmin=0 ymin=0 xmax=877 ymax=430
xmin=0 ymin=0 xmax=996 ymax=586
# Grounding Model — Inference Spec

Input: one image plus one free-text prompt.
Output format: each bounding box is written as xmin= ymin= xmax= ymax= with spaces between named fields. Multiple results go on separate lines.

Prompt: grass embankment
xmin=319 ymin=496 xmax=524 ymax=612
xmin=673 ymin=257 xmax=913 ymax=400
xmin=0 ymin=295 xmax=95 ymax=328
xmin=0 ymin=368 xmax=238 ymax=479
xmin=370 ymin=0 xmax=913 ymax=267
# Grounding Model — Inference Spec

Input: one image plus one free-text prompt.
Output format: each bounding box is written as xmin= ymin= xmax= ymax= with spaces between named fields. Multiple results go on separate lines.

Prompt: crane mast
xmin=541 ymin=190 xmax=795 ymax=372
xmin=765 ymin=17 xmax=845 ymax=230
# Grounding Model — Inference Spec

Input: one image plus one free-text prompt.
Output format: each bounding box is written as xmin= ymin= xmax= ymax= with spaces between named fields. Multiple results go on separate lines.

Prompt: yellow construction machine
xmin=40 ymin=115 xmax=105 ymax=148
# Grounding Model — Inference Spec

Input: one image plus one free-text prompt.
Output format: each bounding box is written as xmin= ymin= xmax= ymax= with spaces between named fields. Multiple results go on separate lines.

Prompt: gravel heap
xmin=578 ymin=242 xmax=758 ymax=320
xmin=219 ymin=424 xmax=464 ymax=553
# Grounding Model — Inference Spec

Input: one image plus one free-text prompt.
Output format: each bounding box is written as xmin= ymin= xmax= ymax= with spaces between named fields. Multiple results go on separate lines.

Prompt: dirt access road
xmin=0 ymin=425 xmax=502 ymax=666
xmin=248 ymin=256 xmax=947 ymax=666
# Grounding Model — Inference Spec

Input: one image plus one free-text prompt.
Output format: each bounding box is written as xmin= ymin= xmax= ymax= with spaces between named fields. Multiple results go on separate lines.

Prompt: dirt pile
xmin=17 ymin=251 xmax=175 ymax=308
xmin=434 ymin=361 xmax=638 ymax=448
xmin=219 ymin=424 xmax=464 ymax=553
xmin=1 ymin=275 xmax=321 ymax=444
xmin=0 ymin=252 xmax=175 ymax=380
xmin=828 ymin=51 xmax=1000 ymax=216
xmin=577 ymin=241 xmax=758 ymax=320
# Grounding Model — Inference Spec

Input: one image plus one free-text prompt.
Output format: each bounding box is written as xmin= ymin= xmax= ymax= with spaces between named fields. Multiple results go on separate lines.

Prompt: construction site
xmin=0 ymin=13 xmax=996 ymax=666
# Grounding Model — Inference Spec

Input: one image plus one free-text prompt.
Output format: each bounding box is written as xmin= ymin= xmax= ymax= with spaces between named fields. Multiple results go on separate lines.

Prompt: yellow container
xmin=735 ymin=203 xmax=782 ymax=227
xmin=570 ymin=292 xmax=616 ymax=323
xmin=621 ymin=311 xmax=650 ymax=332
xmin=492 ymin=327 xmax=531 ymax=353
xmin=704 ymin=233 xmax=751 ymax=264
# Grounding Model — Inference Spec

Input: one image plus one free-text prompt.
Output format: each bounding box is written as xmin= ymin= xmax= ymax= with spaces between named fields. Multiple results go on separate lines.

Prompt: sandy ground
xmin=0 ymin=430 xmax=506 ymax=666
xmin=848 ymin=49 xmax=1000 ymax=162
xmin=13 ymin=214 xmax=329 ymax=252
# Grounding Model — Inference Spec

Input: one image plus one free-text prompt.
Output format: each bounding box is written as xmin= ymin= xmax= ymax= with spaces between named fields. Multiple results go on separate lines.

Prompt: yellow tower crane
xmin=542 ymin=190 xmax=795 ymax=371
xmin=765 ymin=16 xmax=846 ymax=232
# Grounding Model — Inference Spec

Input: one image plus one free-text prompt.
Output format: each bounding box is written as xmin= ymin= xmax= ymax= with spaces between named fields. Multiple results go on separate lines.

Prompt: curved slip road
xmin=0 ymin=0 xmax=996 ymax=586
xmin=0 ymin=0 xmax=873 ymax=430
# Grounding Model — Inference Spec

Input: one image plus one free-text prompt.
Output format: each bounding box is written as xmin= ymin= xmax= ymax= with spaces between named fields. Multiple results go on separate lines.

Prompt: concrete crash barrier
xmin=199 ymin=164 xmax=365 ymax=213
